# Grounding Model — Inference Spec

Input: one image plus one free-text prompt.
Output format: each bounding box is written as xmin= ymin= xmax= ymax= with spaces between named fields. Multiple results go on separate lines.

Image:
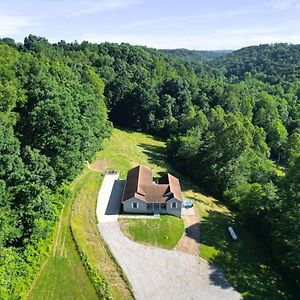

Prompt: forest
xmin=0 ymin=35 xmax=299 ymax=298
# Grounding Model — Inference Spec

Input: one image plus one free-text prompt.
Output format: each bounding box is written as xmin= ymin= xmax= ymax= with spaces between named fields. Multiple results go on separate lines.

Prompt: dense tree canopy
xmin=0 ymin=36 xmax=111 ymax=298
xmin=0 ymin=36 xmax=299 ymax=297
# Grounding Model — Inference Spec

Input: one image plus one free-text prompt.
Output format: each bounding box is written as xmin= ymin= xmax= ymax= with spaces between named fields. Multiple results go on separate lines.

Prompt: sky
xmin=1 ymin=0 xmax=300 ymax=50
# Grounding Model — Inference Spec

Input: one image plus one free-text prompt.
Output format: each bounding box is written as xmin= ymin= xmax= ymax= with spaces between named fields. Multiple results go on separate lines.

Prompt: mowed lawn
xmin=119 ymin=216 xmax=184 ymax=249
xmin=28 ymin=168 xmax=133 ymax=300
xmin=94 ymin=128 xmax=170 ymax=177
xmin=70 ymin=169 xmax=133 ymax=300
xmin=27 ymin=192 xmax=98 ymax=300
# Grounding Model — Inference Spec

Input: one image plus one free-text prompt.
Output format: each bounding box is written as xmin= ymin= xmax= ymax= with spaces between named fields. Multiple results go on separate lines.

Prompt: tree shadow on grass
xmin=201 ymin=211 xmax=294 ymax=299
xmin=137 ymin=143 xmax=202 ymax=191
xmin=138 ymin=143 xmax=169 ymax=169
xmin=208 ymin=263 xmax=233 ymax=290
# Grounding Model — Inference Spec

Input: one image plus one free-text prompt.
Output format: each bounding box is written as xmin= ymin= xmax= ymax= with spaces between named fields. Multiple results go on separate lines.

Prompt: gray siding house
xmin=121 ymin=165 xmax=183 ymax=217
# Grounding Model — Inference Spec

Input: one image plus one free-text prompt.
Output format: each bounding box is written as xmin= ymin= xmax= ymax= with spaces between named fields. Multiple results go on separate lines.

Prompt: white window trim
xmin=132 ymin=202 xmax=139 ymax=209
xmin=171 ymin=202 xmax=177 ymax=209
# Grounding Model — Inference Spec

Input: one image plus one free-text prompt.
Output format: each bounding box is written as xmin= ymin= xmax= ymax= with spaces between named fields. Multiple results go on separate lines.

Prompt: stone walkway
xmin=119 ymin=215 xmax=160 ymax=219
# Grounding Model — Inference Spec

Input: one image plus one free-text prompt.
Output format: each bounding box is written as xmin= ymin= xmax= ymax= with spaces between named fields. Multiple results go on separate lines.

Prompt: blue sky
xmin=1 ymin=0 xmax=300 ymax=50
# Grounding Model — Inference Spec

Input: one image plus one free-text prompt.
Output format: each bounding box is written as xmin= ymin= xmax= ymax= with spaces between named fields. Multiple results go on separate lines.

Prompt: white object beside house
xmin=121 ymin=165 xmax=183 ymax=217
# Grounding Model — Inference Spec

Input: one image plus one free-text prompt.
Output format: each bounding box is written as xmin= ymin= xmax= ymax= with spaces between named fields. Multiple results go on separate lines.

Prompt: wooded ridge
xmin=0 ymin=36 xmax=299 ymax=298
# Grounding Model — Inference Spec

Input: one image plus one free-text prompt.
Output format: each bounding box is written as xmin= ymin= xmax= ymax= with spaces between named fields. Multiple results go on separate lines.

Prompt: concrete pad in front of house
xmin=181 ymin=206 xmax=195 ymax=216
xmin=96 ymin=173 xmax=125 ymax=223
xmin=98 ymin=222 xmax=241 ymax=300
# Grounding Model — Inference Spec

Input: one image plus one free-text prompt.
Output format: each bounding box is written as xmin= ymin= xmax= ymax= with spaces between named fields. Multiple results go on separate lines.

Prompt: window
xmin=132 ymin=202 xmax=138 ymax=209
xmin=171 ymin=202 xmax=177 ymax=209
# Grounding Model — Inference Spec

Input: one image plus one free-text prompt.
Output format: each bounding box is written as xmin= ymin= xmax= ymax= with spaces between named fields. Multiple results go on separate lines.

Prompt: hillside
xmin=159 ymin=48 xmax=233 ymax=61
xmin=31 ymin=128 xmax=296 ymax=299
xmin=212 ymin=43 xmax=300 ymax=85
xmin=0 ymin=36 xmax=299 ymax=298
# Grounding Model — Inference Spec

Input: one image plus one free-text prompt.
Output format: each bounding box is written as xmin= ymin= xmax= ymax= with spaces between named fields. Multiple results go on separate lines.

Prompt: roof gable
xmin=122 ymin=165 xmax=183 ymax=203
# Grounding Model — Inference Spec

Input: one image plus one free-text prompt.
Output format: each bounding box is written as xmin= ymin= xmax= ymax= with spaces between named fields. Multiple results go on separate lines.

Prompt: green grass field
xmin=27 ymin=191 xmax=98 ymax=300
xmin=28 ymin=128 xmax=294 ymax=299
xmin=94 ymin=128 xmax=170 ymax=177
xmin=70 ymin=169 xmax=133 ymax=299
xmin=119 ymin=216 xmax=184 ymax=249
xmin=28 ymin=167 xmax=133 ymax=300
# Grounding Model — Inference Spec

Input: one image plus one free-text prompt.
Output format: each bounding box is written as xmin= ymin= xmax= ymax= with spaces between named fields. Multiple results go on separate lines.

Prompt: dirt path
xmin=89 ymin=159 xmax=108 ymax=172
xmin=175 ymin=207 xmax=201 ymax=256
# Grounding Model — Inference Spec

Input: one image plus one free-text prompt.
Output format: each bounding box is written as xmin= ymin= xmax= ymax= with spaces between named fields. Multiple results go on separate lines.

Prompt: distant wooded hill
xmin=159 ymin=48 xmax=233 ymax=61
xmin=212 ymin=43 xmax=300 ymax=85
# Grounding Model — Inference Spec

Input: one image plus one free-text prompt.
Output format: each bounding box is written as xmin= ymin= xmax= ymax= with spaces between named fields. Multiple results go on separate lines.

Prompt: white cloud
xmin=0 ymin=15 xmax=37 ymax=35
xmin=65 ymin=0 xmax=143 ymax=17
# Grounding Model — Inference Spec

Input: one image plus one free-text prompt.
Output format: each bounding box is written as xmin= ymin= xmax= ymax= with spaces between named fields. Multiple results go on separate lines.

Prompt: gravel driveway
xmin=97 ymin=175 xmax=242 ymax=300
xmin=96 ymin=172 xmax=123 ymax=222
xmin=175 ymin=207 xmax=201 ymax=256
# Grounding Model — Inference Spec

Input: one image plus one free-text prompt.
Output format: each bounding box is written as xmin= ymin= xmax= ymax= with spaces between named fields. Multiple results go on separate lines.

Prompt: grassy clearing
xmin=27 ymin=193 xmax=98 ymax=300
xmin=70 ymin=168 xmax=133 ymax=299
xmin=28 ymin=167 xmax=133 ymax=300
xmin=94 ymin=128 xmax=170 ymax=177
xmin=119 ymin=216 xmax=184 ymax=249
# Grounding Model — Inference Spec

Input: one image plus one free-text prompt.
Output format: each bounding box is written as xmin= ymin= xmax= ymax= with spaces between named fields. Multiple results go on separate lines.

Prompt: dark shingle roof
xmin=167 ymin=173 xmax=183 ymax=202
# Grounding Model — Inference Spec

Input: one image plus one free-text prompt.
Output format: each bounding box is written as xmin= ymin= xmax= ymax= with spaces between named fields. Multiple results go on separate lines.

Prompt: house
xmin=121 ymin=165 xmax=183 ymax=217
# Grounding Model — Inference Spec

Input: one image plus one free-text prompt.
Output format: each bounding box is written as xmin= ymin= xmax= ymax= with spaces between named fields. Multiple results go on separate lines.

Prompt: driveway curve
xmin=97 ymin=174 xmax=242 ymax=300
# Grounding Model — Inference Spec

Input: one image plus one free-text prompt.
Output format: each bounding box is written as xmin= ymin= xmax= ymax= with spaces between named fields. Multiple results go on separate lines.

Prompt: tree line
xmin=0 ymin=36 xmax=111 ymax=298
xmin=0 ymin=36 xmax=299 ymax=297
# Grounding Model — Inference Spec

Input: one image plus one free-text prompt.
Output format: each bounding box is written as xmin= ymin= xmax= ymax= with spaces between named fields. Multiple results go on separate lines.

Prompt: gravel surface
xmin=99 ymin=222 xmax=242 ymax=300
xmin=96 ymin=173 xmax=122 ymax=222
xmin=175 ymin=207 xmax=201 ymax=256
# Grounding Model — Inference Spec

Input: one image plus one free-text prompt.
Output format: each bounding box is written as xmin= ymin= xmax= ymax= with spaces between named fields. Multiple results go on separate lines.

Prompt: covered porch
xmin=146 ymin=202 xmax=167 ymax=214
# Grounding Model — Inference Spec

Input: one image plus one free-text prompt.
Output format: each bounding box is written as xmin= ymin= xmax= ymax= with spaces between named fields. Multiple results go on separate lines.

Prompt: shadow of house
xmin=105 ymin=180 xmax=126 ymax=215
xmin=184 ymin=222 xmax=201 ymax=244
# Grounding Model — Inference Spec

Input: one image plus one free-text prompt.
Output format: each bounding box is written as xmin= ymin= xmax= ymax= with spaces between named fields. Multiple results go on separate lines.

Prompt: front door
xmin=154 ymin=203 xmax=159 ymax=214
